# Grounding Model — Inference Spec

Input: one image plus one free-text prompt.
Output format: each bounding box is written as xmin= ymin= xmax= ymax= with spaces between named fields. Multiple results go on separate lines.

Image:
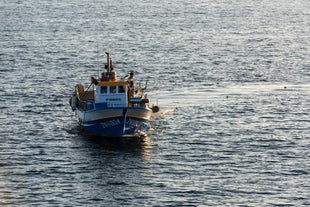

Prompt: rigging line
xmin=95 ymin=24 xmax=101 ymax=79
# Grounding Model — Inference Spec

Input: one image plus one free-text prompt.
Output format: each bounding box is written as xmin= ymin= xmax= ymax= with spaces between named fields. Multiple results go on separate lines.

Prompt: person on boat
xmin=91 ymin=76 xmax=98 ymax=85
xmin=128 ymin=81 xmax=135 ymax=95
xmin=127 ymin=71 xmax=134 ymax=82
xmin=128 ymin=80 xmax=135 ymax=106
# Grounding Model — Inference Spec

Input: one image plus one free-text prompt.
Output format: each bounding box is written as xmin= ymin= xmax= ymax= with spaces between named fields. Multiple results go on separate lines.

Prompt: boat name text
xmin=101 ymin=119 xmax=121 ymax=128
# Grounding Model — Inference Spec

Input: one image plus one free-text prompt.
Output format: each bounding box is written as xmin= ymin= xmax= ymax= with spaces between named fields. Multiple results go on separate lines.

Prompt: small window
xmin=101 ymin=86 xmax=107 ymax=94
xmin=110 ymin=86 xmax=117 ymax=94
xmin=119 ymin=85 xmax=125 ymax=93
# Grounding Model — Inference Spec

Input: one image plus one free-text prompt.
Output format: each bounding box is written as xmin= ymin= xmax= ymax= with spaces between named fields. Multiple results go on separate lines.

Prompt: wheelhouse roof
xmin=97 ymin=81 xmax=128 ymax=86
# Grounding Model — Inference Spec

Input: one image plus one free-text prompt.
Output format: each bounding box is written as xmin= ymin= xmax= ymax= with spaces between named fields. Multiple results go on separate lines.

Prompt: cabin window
xmin=101 ymin=86 xmax=108 ymax=94
xmin=110 ymin=86 xmax=117 ymax=94
xmin=119 ymin=85 xmax=125 ymax=93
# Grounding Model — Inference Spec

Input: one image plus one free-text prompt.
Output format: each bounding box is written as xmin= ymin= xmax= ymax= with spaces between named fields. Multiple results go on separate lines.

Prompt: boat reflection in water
xmin=76 ymin=130 xmax=154 ymax=160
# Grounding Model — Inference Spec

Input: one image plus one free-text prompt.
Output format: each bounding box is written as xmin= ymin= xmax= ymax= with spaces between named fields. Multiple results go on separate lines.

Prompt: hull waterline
xmin=76 ymin=107 xmax=151 ymax=137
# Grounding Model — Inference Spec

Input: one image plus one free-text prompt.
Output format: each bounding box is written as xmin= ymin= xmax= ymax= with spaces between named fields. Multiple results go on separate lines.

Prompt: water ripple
xmin=1 ymin=0 xmax=309 ymax=206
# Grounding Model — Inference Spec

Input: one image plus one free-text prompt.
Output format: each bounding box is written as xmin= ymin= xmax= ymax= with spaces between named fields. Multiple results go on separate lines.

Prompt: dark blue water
xmin=1 ymin=0 xmax=309 ymax=206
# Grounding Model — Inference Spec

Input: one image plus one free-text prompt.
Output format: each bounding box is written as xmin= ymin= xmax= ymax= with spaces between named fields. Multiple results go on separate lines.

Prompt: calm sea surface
xmin=1 ymin=0 xmax=309 ymax=206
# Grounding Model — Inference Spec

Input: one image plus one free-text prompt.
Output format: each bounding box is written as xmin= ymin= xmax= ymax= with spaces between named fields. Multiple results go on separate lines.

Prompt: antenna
xmin=97 ymin=43 xmax=100 ymax=78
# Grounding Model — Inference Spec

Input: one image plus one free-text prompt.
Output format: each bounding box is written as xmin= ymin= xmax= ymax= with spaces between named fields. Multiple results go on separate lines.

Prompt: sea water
xmin=0 ymin=0 xmax=309 ymax=206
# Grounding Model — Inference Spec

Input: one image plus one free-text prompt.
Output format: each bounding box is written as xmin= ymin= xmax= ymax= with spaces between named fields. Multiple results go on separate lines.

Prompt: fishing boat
xmin=69 ymin=52 xmax=159 ymax=137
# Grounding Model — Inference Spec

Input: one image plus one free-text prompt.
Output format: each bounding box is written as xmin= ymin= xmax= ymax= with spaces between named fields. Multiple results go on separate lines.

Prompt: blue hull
xmin=77 ymin=108 xmax=151 ymax=137
xmin=81 ymin=117 xmax=149 ymax=137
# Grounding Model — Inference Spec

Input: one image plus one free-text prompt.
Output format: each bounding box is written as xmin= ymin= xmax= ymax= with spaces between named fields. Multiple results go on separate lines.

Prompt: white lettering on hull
xmin=100 ymin=119 xmax=121 ymax=129
xmin=126 ymin=119 xmax=140 ymax=127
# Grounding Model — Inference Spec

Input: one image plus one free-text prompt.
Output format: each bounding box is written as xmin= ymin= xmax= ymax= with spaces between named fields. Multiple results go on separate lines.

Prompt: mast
xmin=106 ymin=52 xmax=111 ymax=72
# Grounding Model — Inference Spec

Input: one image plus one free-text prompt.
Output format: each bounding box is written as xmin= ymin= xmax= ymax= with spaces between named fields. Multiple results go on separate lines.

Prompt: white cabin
xmin=95 ymin=81 xmax=129 ymax=108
